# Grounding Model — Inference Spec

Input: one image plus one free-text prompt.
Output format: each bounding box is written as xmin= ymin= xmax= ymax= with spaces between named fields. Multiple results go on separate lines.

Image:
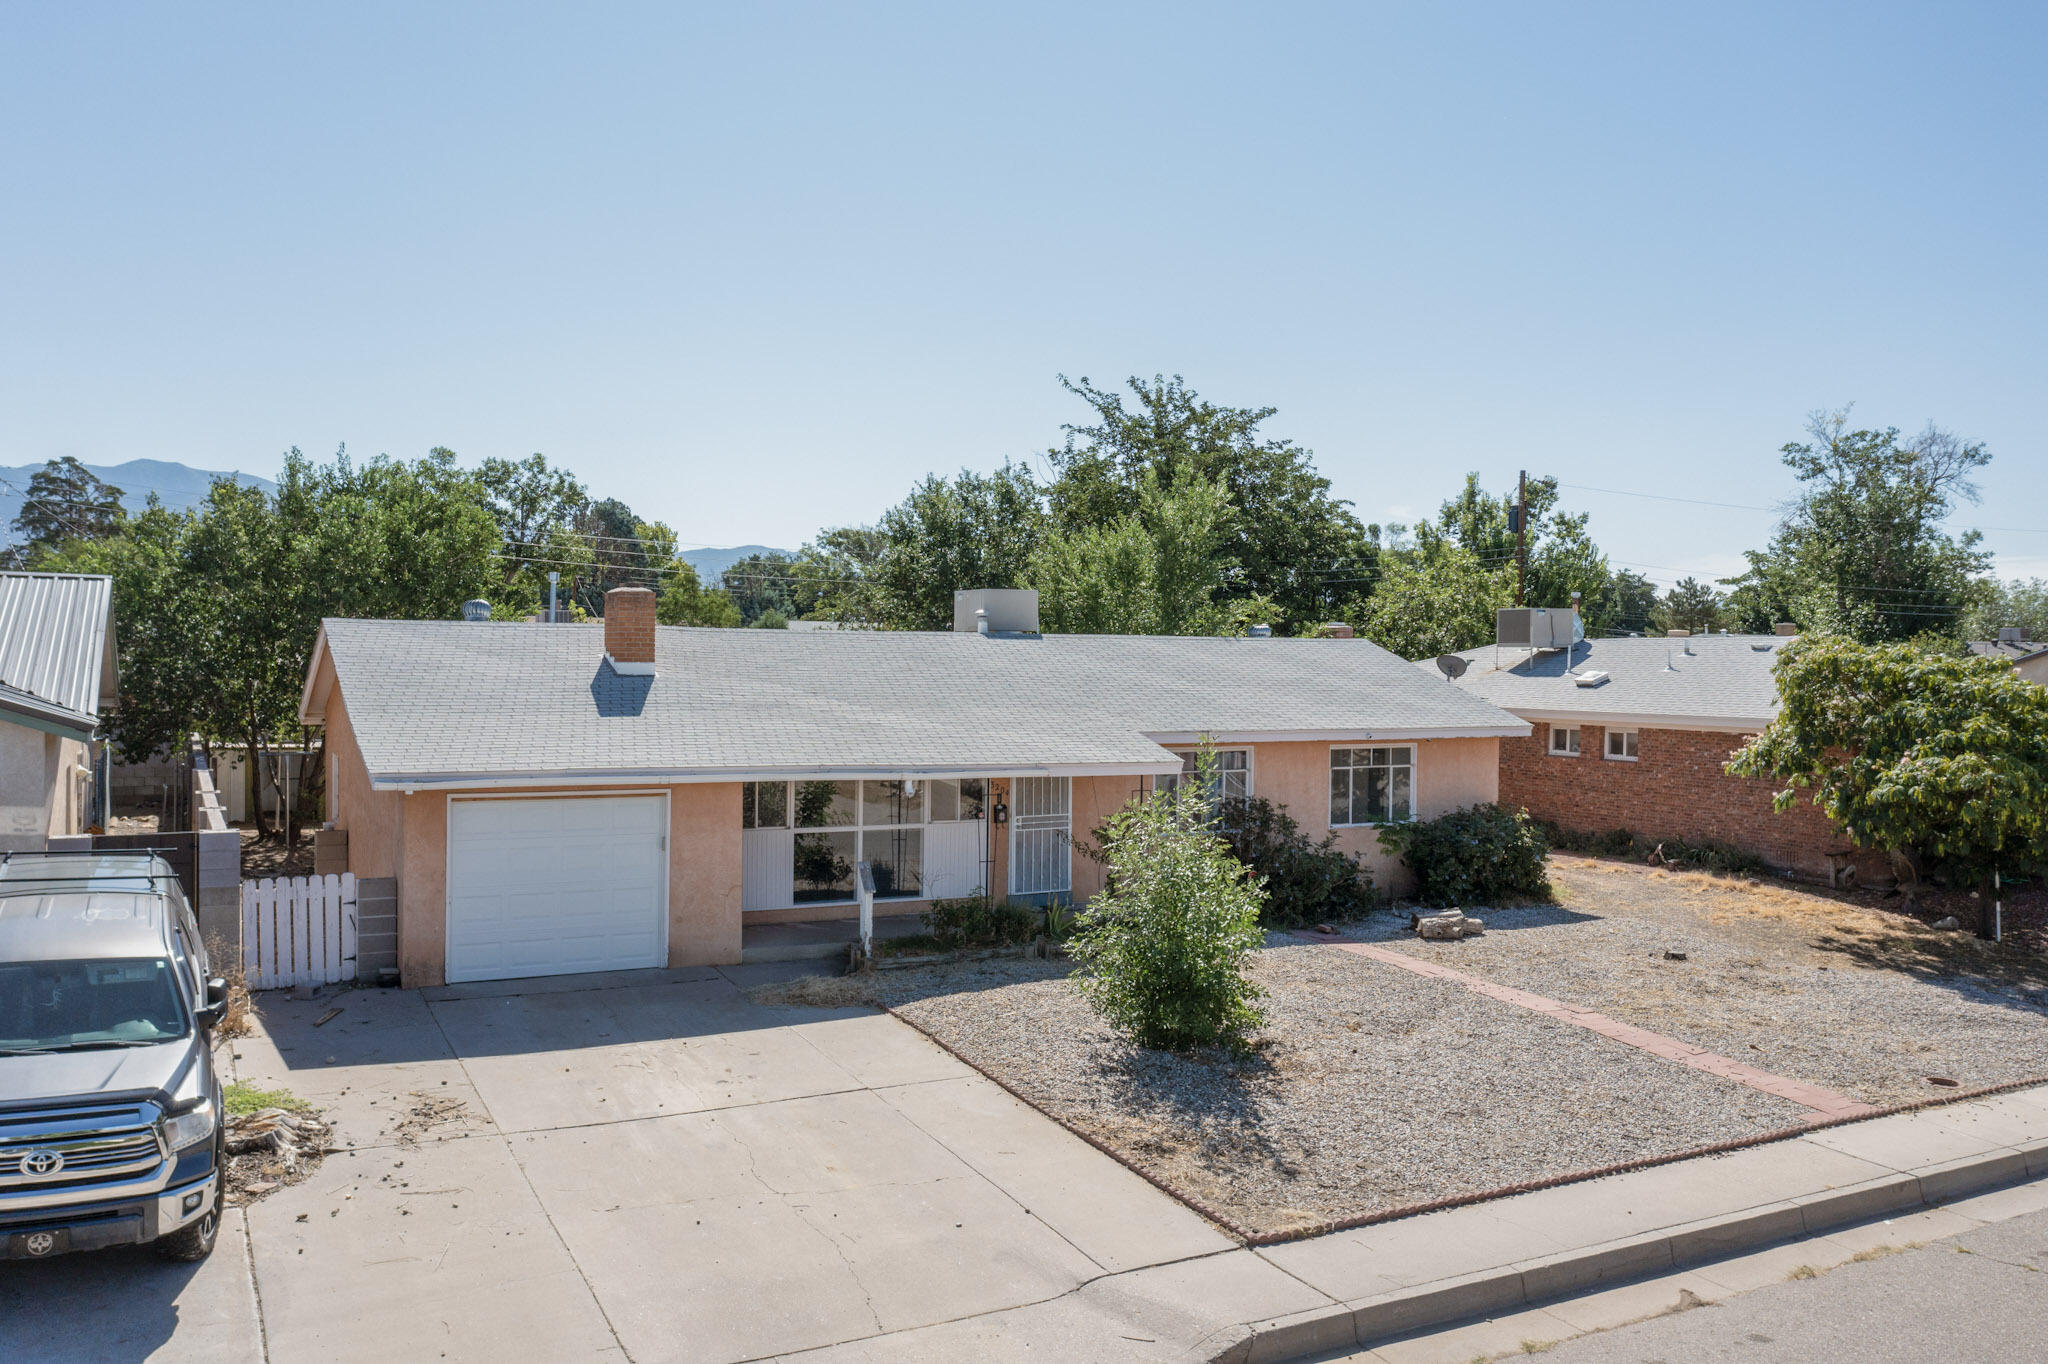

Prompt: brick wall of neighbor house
xmin=1500 ymin=722 xmax=1839 ymax=876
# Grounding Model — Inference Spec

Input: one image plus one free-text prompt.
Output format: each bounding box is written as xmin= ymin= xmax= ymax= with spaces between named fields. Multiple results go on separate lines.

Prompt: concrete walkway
xmin=2 ymin=965 xmax=2044 ymax=1363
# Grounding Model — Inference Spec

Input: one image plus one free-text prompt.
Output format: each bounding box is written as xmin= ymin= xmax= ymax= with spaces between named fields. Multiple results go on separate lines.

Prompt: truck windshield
xmin=0 ymin=958 xmax=188 ymax=1051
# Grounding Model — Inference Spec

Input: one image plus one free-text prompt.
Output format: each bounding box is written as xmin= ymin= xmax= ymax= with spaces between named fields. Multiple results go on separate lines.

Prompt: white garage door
xmin=445 ymin=795 xmax=668 ymax=984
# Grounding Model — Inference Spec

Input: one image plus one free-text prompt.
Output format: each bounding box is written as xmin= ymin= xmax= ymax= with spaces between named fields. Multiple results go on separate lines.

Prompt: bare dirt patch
xmin=862 ymin=948 xmax=1806 ymax=1238
xmin=1362 ymin=856 xmax=2048 ymax=1107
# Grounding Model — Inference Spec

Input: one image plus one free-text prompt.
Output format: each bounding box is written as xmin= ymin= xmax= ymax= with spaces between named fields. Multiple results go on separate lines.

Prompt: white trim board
xmin=1510 ymin=709 xmax=1769 ymax=734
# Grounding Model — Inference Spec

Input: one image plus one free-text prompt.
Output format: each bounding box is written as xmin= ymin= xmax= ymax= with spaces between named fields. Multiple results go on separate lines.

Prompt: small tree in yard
xmin=1727 ymin=637 xmax=2048 ymax=896
xmin=1069 ymin=763 xmax=1268 ymax=1052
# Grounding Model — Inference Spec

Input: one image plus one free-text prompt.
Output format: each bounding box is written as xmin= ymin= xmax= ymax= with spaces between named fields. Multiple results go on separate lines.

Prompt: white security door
xmin=1008 ymin=777 xmax=1071 ymax=897
xmin=445 ymin=795 xmax=668 ymax=983
xmin=922 ymin=821 xmax=986 ymax=900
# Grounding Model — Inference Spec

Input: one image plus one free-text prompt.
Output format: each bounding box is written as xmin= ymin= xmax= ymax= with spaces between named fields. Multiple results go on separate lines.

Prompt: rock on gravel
xmin=881 ymin=946 xmax=1807 ymax=1237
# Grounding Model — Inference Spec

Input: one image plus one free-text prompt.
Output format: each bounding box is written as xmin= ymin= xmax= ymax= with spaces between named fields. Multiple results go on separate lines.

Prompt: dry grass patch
xmin=747 ymin=972 xmax=881 ymax=1010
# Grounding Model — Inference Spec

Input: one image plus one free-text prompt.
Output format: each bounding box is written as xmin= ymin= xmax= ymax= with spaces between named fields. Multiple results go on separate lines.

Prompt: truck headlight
xmin=165 ymin=1099 xmax=216 ymax=1152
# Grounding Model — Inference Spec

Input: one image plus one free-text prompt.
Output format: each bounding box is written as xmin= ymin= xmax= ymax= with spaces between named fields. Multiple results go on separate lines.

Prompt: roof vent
xmin=1573 ymin=669 xmax=1610 ymax=687
xmin=460 ymin=599 xmax=491 ymax=622
xmin=1245 ymin=623 xmax=1272 ymax=638
xmin=1751 ymin=641 xmax=1774 ymax=652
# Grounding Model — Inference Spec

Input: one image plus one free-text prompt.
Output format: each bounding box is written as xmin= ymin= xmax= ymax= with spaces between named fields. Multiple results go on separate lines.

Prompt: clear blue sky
xmin=4 ymin=3 xmax=2043 ymax=588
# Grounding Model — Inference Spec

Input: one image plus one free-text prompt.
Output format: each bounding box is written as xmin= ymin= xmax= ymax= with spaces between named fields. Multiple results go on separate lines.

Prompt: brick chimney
xmin=604 ymin=586 xmax=657 ymax=675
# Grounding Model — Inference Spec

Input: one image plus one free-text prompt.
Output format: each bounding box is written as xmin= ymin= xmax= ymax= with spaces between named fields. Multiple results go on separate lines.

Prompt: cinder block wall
xmin=1499 ymin=722 xmax=1840 ymax=877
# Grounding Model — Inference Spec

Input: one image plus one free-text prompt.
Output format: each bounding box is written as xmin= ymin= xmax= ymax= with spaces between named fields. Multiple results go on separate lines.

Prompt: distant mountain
xmin=680 ymin=544 xmax=792 ymax=582
xmin=0 ymin=459 xmax=274 ymax=542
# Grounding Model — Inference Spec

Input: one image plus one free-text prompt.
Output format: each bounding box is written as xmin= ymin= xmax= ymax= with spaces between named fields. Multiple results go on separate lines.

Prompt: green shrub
xmin=1069 ymin=777 xmax=1268 ymax=1052
xmin=1041 ymin=900 xmax=1078 ymax=942
xmin=1217 ymin=796 xmax=1376 ymax=927
xmin=1377 ymin=803 xmax=1552 ymax=907
xmin=922 ymin=895 xmax=1038 ymax=949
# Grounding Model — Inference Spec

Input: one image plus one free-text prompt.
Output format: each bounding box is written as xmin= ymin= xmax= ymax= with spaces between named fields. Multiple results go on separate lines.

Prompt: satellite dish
xmin=1435 ymin=654 xmax=1469 ymax=680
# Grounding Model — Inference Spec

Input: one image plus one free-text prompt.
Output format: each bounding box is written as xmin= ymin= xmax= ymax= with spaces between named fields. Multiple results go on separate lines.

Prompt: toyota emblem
xmin=19 ymin=1149 xmax=63 ymax=1176
xmin=24 ymin=1232 xmax=55 ymax=1256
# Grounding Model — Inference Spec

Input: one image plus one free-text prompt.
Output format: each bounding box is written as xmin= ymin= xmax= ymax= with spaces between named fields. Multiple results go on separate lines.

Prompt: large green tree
xmin=7 ymin=457 xmax=127 ymax=565
xmin=1963 ymin=578 xmax=2048 ymax=643
xmin=1652 ymin=577 xmax=1727 ymax=635
xmin=1044 ymin=375 xmax=1372 ymax=627
xmin=1723 ymin=411 xmax=1992 ymax=642
xmin=1728 ymin=637 xmax=2048 ymax=897
xmin=1357 ymin=545 xmax=1513 ymax=659
xmin=102 ymin=449 xmax=503 ymax=831
xmin=859 ymin=463 xmax=1045 ymax=630
xmin=1030 ymin=473 xmax=1270 ymax=635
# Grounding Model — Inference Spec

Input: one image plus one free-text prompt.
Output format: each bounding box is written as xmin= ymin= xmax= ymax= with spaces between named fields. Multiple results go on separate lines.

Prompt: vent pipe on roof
xmin=460 ymin=599 xmax=491 ymax=622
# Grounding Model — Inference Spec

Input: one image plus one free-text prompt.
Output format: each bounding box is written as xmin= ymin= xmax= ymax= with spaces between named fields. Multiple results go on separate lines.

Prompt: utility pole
xmin=1515 ymin=469 xmax=1528 ymax=607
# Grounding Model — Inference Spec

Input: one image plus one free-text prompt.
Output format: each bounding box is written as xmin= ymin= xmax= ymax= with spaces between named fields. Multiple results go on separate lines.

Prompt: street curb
xmin=1213 ymin=1133 xmax=2048 ymax=1364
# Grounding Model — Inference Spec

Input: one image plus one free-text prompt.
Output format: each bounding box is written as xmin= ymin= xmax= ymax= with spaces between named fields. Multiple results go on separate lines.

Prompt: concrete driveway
xmin=0 ymin=963 xmax=1231 ymax=1363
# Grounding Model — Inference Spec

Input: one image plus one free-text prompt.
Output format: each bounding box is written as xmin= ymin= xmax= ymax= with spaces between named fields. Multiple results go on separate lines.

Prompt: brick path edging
xmin=1310 ymin=935 xmax=1881 ymax=1121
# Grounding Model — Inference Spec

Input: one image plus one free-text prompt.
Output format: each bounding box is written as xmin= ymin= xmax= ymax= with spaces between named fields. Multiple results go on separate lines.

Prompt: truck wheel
xmin=155 ymin=1185 xmax=221 ymax=1262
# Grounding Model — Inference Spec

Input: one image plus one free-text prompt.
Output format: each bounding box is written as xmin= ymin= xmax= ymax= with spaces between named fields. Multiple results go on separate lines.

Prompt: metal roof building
xmin=0 ymin=573 xmax=117 ymax=741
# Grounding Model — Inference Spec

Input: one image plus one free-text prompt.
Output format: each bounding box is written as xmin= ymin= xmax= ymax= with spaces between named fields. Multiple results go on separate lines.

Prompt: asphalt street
xmin=1529 ymin=1206 xmax=2048 ymax=1364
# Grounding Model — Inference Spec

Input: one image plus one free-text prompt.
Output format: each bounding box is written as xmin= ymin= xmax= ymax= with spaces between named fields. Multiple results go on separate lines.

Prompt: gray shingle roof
xmin=314 ymin=620 xmax=1527 ymax=788
xmin=0 ymin=573 xmax=115 ymax=738
xmin=1968 ymin=639 xmax=2048 ymax=664
xmin=1425 ymin=634 xmax=1790 ymax=730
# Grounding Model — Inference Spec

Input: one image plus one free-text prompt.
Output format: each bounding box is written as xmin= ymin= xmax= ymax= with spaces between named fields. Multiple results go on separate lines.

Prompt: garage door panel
xmin=446 ymin=796 xmax=669 ymax=983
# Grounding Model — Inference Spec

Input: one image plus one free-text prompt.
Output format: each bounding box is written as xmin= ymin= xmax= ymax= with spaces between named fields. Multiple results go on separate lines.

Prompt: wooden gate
xmin=242 ymin=873 xmax=358 ymax=989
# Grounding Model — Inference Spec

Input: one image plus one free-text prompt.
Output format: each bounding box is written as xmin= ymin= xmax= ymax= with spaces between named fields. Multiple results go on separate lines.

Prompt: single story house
xmin=1428 ymin=617 xmax=1838 ymax=877
xmin=299 ymin=588 xmax=1528 ymax=986
xmin=1968 ymin=629 xmax=2048 ymax=687
xmin=0 ymin=572 xmax=117 ymax=852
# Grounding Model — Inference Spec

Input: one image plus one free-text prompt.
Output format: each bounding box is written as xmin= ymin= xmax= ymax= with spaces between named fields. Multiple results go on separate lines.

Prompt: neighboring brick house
xmin=1428 ymin=630 xmax=1840 ymax=877
xmin=300 ymin=588 xmax=1527 ymax=987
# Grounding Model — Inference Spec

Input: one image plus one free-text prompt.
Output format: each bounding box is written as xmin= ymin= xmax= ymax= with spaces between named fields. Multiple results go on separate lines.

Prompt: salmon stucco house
xmin=299 ymin=588 xmax=1527 ymax=987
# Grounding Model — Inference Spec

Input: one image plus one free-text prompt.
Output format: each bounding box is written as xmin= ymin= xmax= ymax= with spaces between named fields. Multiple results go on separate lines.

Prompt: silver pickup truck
xmin=0 ymin=851 xmax=228 ymax=1262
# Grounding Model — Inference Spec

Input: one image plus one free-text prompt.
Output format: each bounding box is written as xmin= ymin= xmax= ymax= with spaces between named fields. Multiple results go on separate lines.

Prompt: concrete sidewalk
xmin=772 ymin=1084 xmax=2048 ymax=1363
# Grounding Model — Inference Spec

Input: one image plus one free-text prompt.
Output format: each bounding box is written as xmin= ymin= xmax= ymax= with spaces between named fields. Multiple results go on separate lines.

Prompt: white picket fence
xmin=242 ymin=873 xmax=358 ymax=989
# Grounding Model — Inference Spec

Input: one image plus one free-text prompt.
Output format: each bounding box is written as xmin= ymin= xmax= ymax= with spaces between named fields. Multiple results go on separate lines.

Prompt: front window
xmin=1549 ymin=726 xmax=1581 ymax=756
xmin=1605 ymin=729 xmax=1639 ymax=760
xmin=743 ymin=779 xmax=976 ymax=905
xmin=0 ymin=958 xmax=188 ymax=1052
xmin=1158 ymin=749 xmax=1249 ymax=805
xmin=1329 ymin=746 xmax=1414 ymax=826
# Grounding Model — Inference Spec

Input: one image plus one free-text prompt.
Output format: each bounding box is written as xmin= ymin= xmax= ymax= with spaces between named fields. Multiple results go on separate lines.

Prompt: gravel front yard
xmin=768 ymin=855 xmax=2048 ymax=1240
xmin=1358 ymin=856 xmax=2048 ymax=1108
xmin=870 ymin=946 xmax=1809 ymax=1238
